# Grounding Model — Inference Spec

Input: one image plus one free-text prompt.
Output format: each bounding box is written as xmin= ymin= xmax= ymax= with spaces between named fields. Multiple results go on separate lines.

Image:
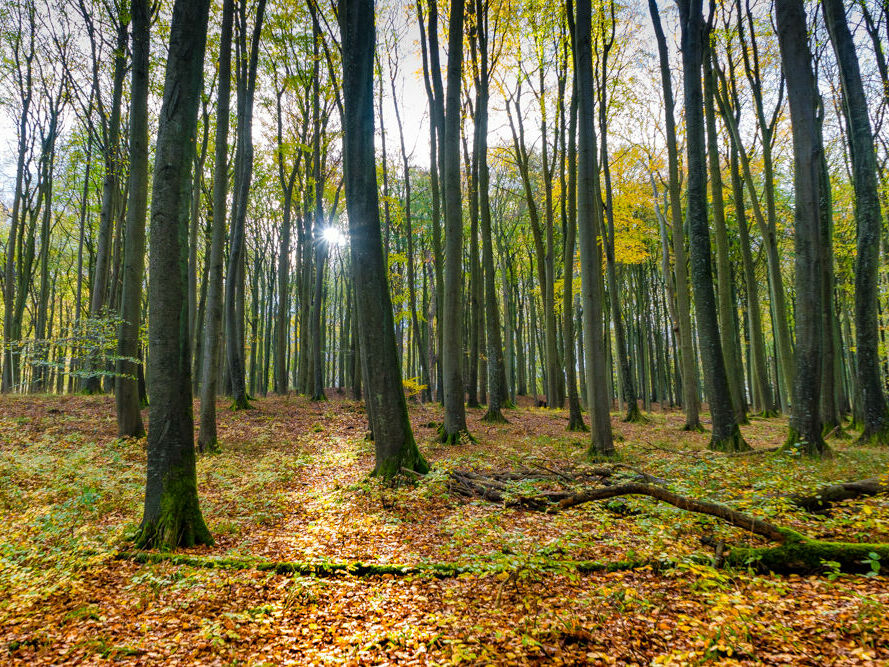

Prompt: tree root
xmin=481 ymin=408 xmax=509 ymax=424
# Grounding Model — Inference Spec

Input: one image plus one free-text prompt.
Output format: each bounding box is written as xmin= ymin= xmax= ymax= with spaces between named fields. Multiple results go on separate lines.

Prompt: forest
xmin=0 ymin=0 xmax=888 ymax=662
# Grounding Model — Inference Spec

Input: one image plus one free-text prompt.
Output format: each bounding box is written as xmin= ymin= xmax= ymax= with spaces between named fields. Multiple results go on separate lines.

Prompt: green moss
xmin=623 ymin=404 xmax=648 ymax=424
xmin=708 ymin=426 xmax=751 ymax=453
xmin=229 ymin=395 xmax=253 ymax=410
xmin=727 ymin=532 xmax=889 ymax=575
xmin=854 ymin=421 xmax=889 ymax=447
xmin=566 ymin=417 xmax=589 ymax=432
xmin=133 ymin=466 xmax=213 ymax=550
xmin=115 ymin=550 xmax=655 ymax=579
xmin=437 ymin=424 xmax=475 ymax=445
xmin=481 ymin=408 xmax=509 ymax=424
xmin=782 ymin=426 xmax=832 ymax=458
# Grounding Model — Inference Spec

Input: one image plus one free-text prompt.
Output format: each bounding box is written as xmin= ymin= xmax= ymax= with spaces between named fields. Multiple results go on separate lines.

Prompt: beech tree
xmin=136 ymin=0 xmax=213 ymax=549
xmin=338 ymin=0 xmax=428 ymax=478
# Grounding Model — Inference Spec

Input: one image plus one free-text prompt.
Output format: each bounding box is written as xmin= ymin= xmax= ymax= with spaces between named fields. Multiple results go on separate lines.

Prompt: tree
xmin=338 ymin=0 xmax=428 ymax=479
xmin=774 ymin=0 xmax=830 ymax=458
xmin=647 ymin=0 xmax=701 ymax=431
xmin=439 ymin=0 xmax=470 ymax=443
xmin=822 ymin=0 xmax=889 ymax=445
xmin=135 ymin=0 xmax=213 ymax=549
xmin=573 ymin=0 xmax=614 ymax=456
xmin=198 ymin=0 xmax=234 ymax=453
xmin=676 ymin=0 xmax=747 ymax=452
xmin=224 ymin=0 xmax=266 ymax=410
xmin=115 ymin=0 xmax=150 ymax=438
xmin=474 ymin=0 xmax=508 ymax=424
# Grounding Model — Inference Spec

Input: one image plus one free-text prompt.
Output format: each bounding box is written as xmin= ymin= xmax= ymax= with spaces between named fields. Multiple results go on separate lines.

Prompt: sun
xmin=322 ymin=226 xmax=346 ymax=246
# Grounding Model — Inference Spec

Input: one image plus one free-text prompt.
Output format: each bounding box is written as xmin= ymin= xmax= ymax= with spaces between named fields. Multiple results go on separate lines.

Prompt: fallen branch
xmin=789 ymin=477 xmax=889 ymax=512
xmin=556 ymin=483 xmax=788 ymax=543
xmin=442 ymin=467 xmax=889 ymax=575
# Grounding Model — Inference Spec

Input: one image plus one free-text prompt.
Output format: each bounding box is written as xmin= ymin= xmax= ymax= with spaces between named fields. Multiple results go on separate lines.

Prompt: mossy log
xmin=114 ymin=550 xmax=651 ymax=578
xmin=789 ymin=477 xmax=889 ymax=512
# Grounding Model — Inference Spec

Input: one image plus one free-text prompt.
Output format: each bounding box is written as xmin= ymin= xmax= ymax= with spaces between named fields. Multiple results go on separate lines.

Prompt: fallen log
xmin=789 ymin=477 xmax=889 ymax=512
xmin=444 ymin=468 xmax=889 ymax=575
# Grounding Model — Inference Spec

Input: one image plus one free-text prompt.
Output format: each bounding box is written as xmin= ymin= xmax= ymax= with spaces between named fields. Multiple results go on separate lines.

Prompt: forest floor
xmin=0 ymin=393 xmax=887 ymax=665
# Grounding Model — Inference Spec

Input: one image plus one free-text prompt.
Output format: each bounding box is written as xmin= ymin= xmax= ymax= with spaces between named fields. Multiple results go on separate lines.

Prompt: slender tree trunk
xmin=823 ymin=0 xmax=889 ymax=444
xmin=439 ymin=0 xmax=469 ymax=442
xmin=198 ymin=0 xmax=234 ymax=452
xmin=704 ymin=40 xmax=746 ymax=424
xmin=224 ymin=0 xmax=266 ymax=410
xmin=572 ymin=0 xmax=614 ymax=456
xmin=115 ymin=0 xmax=150 ymax=437
xmin=648 ymin=0 xmax=700 ymax=430
xmin=677 ymin=0 xmax=747 ymax=452
xmin=563 ymin=81 xmax=585 ymax=430
xmin=85 ymin=16 xmax=129 ymax=394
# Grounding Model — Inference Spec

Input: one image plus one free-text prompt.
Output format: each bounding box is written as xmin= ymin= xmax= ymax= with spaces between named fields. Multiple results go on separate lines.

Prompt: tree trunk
xmin=823 ymin=0 xmax=889 ymax=444
xmin=197 ymin=0 xmax=234 ymax=452
xmin=572 ymin=0 xmax=614 ymax=456
xmin=338 ymin=0 xmax=428 ymax=478
xmin=677 ymin=0 xmax=747 ymax=452
xmin=115 ymin=0 xmax=150 ymax=437
xmin=136 ymin=0 xmax=213 ymax=550
xmin=439 ymin=0 xmax=469 ymax=442
xmin=775 ymin=0 xmax=830 ymax=457
xmin=648 ymin=0 xmax=700 ymax=430
xmin=224 ymin=0 xmax=266 ymax=410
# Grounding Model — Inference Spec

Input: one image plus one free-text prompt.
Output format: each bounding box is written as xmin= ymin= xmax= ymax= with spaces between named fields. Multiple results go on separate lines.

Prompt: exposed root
xmin=437 ymin=424 xmax=475 ymax=444
xmin=482 ymin=408 xmax=509 ymax=424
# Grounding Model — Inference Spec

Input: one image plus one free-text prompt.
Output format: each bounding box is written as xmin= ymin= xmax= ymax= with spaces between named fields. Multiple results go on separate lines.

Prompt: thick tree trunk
xmin=115 ymin=0 xmax=150 ymax=437
xmin=338 ymin=0 xmax=428 ymax=478
xmin=775 ymin=0 xmax=830 ymax=457
xmin=136 ymin=0 xmax=213 ymax=550
xmin=823 ymin=0 xmax=889 ymax=444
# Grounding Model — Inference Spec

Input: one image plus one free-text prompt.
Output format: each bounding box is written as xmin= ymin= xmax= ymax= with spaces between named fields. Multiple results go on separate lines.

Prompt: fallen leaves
xmin=0 ymin=394 xmax=887 ymax=664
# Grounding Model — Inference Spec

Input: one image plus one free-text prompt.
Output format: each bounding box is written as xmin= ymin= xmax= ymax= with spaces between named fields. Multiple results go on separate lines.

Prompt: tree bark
xmin=115 ymin=0 xmax=150 ymax=437
xmin=775 ymin=0 xmax=830 ymax=457
xmin=572 ymin=0 xmax=614 ymax=456
xmin=677 ymin=0 xmax=747 ymax=452
xmin=136 ymin=0 xmax=213 ymax=550
xmin=648 ymin=0 xmax=700 ymax=430
xmin=338 ymin=0 xmax=428 ymax=479
xmin=198 ymin=0 xmax=234 ymax=452
xmin=439 ymin=0 xmax=469 ymax=442
xmin=822 ymin=0 xmax=889 ymax=444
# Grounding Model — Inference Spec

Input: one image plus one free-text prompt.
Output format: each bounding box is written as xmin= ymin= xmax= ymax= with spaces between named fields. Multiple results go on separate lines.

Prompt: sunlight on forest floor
xmin=0 ymin=394 xmax=887 ymax=664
